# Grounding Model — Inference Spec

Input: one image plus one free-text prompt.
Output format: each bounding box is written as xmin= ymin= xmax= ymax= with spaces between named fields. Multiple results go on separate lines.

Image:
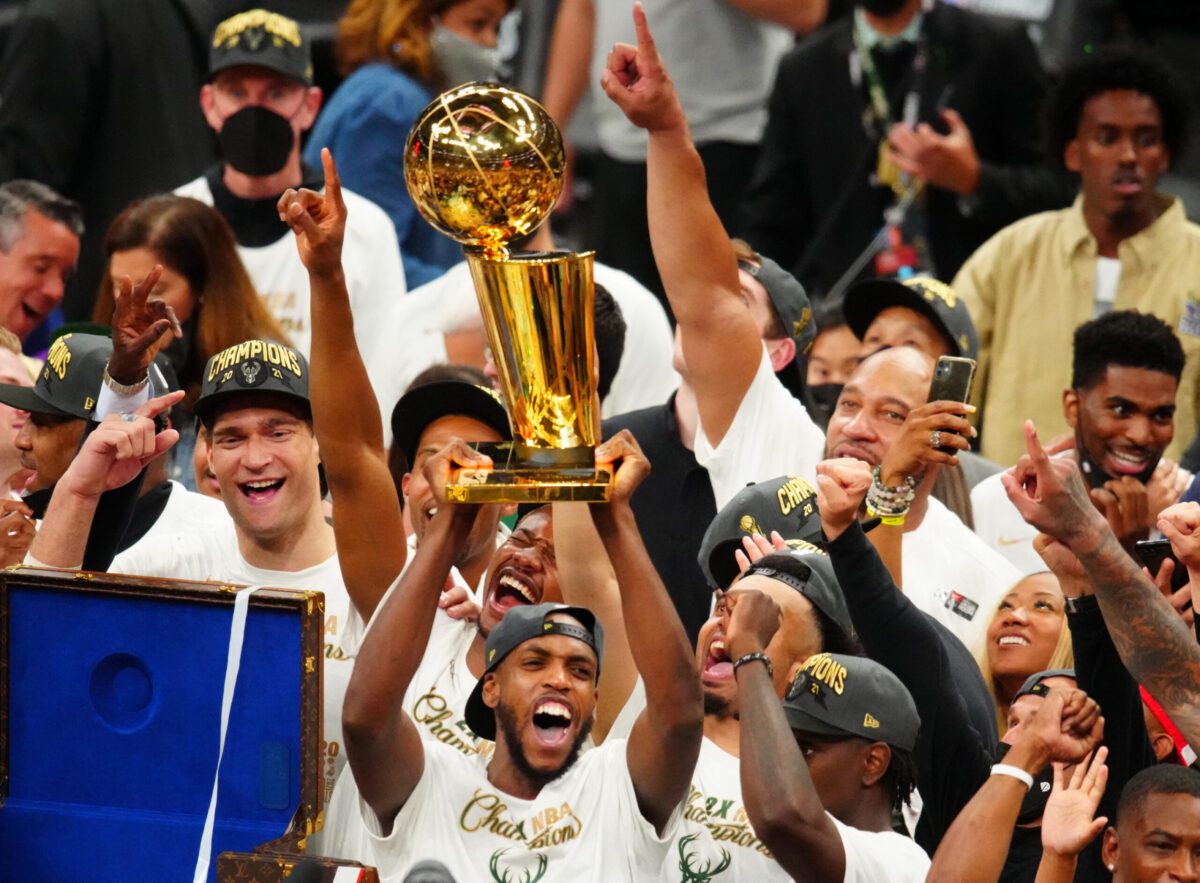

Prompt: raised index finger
xmin=631 ymin=2 xmax=660 ymax=64
xmin=321 ymin=148 xmax=345 ymax=214
xmin=1022 ymin=420 xmax=1052 ymax=473
xmin=134 ymin=389 xmax=186 ymax=420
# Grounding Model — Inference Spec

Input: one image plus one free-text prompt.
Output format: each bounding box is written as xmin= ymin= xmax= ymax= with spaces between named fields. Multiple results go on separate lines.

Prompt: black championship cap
xmin=209 ymin=9 xmax=314 ymax=86
xmin=391 ymin=380 xmax=512 ymax=467
xmin=843 ymin=276 xmax=979 ymax=361
xmin=743 ymin=551 xmax=855 ymax=640
xmin=1013 ymin=668 xmax=1076 ymax=702
xmin=0 ymin=332 xmax=110 ymax=420
xmin=740 ymin=255 xmax=816 ymax=355
xmin=783 ymin=652 xmax=920 ymax=751
xmin=193 ymin=339 xmax=310 ymax=427
xmin=698 ymin=474 xmax=825 ymax=589
xmin=464 ymin=602 xmax=604 ymax=741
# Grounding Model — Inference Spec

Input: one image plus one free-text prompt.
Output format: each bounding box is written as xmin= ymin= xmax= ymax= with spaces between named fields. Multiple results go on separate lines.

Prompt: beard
xmin=496 ymin=702 xmax=595 ymax=790
xmin=704 ymin=690 xmax=736 ymax=719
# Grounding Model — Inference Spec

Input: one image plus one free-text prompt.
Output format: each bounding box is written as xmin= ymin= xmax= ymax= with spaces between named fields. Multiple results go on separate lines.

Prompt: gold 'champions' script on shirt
xmin=45 ymin=334 xmax=72 ymax=380
xmin=212 ymin=10 xmax=302 ymax=49
xmin=776 ymin=475 xmax=816 ymax=517
xmin=207 ymin=340 xmax=302 ymax=382
xmin=684 ymin=786 xmax=771 ymax=857
xmin=803 ymin=653 xmax=848 ymax=695
xmin=412 ymin=689 xmax=495 ymax=760
xmin=460 ymin=790 xmax=583 ymax=849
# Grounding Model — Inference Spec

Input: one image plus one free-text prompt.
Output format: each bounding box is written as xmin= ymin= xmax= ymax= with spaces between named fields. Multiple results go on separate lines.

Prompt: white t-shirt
xmin=1093 ymin=256 xmax=1122 ymax=317
xmin=119 ymin=481 xmax=232 ymax=557
xmin=693 ymin=345 xmax=826 ymax=509
xmin=174 ymin=176 xmax=406 ymax=372
xmin=110 ymin=519 xmax=357 ymax=805
xmin=369 ymin=260 xmax=680 ymax=445
xmin=970 ymin=471 xmax=1049 ymax=575
xmin=834 ymin=815 xmax=930 ymax=883
xmin=361 ymin=738 xmax=679 ymax=882
xmin=667 ymin=737 xmax=790 ymax=883
xmin=902 ymin=497 xmax=1023 ymax=656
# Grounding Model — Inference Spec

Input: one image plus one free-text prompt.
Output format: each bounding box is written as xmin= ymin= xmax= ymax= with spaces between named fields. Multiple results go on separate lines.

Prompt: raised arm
xmin=590 ymin=430 xmax=703 ymax=833
xmin=1003 ymin=421 xmax=1200 ymax=746
xmin=279 ymin=149 xmax=406 ymax=622
xmin=927 ymin=691 xmax=1105 ymax=883
xmin=27 ymin=392 xmax=182 ymax=568
xmin=551 ymin=501 xmax=636 ymax=743
xmin=726 ymin=589 xmax=845 ymax=880
xmin=341 ymin=440 xmax=490 ymax=829
xmin=599 ymin=4 xmax=761 ymax=445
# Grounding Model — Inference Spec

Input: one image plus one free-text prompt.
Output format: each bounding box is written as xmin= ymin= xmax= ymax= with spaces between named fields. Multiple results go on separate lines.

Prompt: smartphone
xmin=1135 ymin=539 xmax=1190 ymax=591
xmin=927 ymin=355 xmax=976 ymax=453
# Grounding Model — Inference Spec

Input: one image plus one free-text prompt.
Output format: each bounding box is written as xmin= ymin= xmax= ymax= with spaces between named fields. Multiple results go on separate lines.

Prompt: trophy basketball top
xmin=404 ymin=82 xmax=566 ymax=252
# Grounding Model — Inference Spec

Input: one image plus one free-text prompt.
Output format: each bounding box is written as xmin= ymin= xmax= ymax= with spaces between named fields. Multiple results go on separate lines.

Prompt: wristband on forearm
xmin=732 ymin=651 xmax=773 ymax=678
xmin=989 ymin=763 xmax=1034 ymax=790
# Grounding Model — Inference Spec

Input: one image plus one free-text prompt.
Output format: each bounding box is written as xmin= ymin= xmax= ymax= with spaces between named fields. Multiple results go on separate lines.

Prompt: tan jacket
xmin=954 ymin=195 xmax=1200 ymax=465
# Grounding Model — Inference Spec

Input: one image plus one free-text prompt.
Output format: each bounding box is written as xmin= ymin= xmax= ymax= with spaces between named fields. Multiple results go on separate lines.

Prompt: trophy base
xmin=446 ymin=442 xmax=612 ymax=503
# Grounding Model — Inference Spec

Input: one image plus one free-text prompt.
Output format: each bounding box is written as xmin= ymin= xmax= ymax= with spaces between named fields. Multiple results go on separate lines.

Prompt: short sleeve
xmin=693 ymin=346 xmax=825 ymax=509
xmin=832 ymin=815 xmax=930 ymax=883
xmin=610 ymin=739 xmax=684 ymax=874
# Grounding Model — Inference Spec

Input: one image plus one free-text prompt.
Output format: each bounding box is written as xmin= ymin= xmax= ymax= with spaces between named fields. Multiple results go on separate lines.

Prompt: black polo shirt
xmin=604 ymin=394 xmax=716 ymax=644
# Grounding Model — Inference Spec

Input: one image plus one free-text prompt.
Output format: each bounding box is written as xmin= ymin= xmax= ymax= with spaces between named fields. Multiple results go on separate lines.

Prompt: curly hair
xmin=1044 ymin=46 xmax=1189 ymax=169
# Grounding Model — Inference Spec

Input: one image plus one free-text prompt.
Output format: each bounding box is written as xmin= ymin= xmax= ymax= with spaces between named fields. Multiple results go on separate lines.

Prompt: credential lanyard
xmin=192 ymin=585 xmax=267 ymax=883
xmin=851 ymin=25 xmax=929 ymax=133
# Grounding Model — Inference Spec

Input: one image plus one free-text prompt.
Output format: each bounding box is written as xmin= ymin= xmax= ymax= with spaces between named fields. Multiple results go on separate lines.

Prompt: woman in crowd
xmin=93 ymin=195 xmax=287 ymax=487
xmin=303 ymin=0 xmax=513 ymax=287
xmin=978 ymin=571 xmax=1075 ymax=736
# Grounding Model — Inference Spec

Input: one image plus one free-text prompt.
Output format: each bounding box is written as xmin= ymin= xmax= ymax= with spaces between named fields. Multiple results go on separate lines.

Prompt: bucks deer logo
xmin=239 ymin=359 xmax=263 ymax=387
xmin=677 ymin=832 xmax=732 ymax=882
xmin=488 ymin=848 xmax=548 ymax=883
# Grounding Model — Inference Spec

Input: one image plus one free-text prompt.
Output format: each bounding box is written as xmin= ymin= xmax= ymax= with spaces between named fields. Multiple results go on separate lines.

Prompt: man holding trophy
xmin=277 ymin=56 xmax=704 ymax=870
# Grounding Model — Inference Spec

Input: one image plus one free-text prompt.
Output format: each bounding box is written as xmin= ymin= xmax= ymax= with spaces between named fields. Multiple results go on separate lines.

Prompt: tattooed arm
xmin=1002 ymin=421 xmax=1200 ymax=746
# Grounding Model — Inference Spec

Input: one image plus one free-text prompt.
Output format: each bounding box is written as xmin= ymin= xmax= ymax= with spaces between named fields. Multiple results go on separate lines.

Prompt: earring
xmin=1107 ymin=864 xmax=1114 ymax=872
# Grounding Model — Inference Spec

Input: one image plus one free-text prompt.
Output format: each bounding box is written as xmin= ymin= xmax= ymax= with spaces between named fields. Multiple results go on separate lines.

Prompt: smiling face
xmin=824 ymin=348 xmax=933 ymax=465
xmin=1067 ymin=90 xmax=1170 ymax=225
xmin=1104 ymin=792 xmax=1200 ymax=883
xmin=486 ymin=614 xmax=599 ymax=787
xmin=697 ymin=576 xmax=824 ymax=718
xmin=479 ymin=507 xmax=560 ymax=635
xmin=1066 ymin=365 xmax=1176 ymax=482
xmin=0 ymin=209 xmax=80 ymax=341
xmin=402 ymin=413 xmax=505 ymax=567
xmin=206 ymin=399 xmax=321 ymax=542
xmin=986 ymin=573 xmax=1066 ymax=687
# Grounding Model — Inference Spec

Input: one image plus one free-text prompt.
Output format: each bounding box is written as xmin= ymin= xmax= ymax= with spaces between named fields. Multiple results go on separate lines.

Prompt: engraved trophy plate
xmin=405 ymin=82 xmax=611 ymax=503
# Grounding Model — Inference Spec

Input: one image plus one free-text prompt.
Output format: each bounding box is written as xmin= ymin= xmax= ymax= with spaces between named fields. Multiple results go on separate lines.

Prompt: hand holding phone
xmin=927 ymin=356 xmax=976 ymax=454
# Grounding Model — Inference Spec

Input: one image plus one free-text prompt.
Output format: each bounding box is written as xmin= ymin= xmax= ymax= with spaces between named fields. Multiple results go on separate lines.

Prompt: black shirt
xmin=604 ymin=395 xmax=716 ymax=644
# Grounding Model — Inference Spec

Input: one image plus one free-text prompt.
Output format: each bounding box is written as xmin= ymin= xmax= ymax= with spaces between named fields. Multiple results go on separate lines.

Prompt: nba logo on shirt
xmin=944 ymin=591 xmax=979 ymax=621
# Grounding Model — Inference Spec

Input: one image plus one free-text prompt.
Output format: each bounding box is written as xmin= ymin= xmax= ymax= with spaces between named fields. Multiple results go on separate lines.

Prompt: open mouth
xmin=997 ymin=633 xmax=1030 ymax=648
xmin=1112 ymin=171 xmax=1143 ymax=196
xmin=702 ymin=639 xmax=734 ymax=683
xmin=239 ymin=478 xmax=284 ymax=504
xmin=531 ymin=698 xmax=573 ymax=747
xmin=490 ymin=570 xmax=539 ymax=613
xmin=1104 ymin=447 xmax=1152 ymax=476
xmin=20 ymin=303 xmax=41 ymax=326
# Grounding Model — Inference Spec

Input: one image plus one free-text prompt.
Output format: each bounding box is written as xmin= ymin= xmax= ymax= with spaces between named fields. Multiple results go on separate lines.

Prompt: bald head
xmin=825 ymin=347 xmax=935 ymax=465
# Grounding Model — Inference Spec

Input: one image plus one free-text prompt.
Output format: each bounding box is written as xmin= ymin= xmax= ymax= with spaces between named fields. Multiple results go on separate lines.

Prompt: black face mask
xmin=217 ymin=105 xmax=295 ymax=176
xmin=994 ymin=741 xmax=1054 ymax=824
xmin=806 ymin=383 xmax=844 ymax=431
xmin=858 ymin=0 xmax=913 ymax=17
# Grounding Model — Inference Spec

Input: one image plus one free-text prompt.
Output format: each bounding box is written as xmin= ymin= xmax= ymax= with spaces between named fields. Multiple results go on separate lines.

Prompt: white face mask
xmin=429 ymin=25 xmax=501 ymax=87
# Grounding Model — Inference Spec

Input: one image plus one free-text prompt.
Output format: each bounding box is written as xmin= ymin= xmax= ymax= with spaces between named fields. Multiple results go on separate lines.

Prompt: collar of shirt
xmin=1062 ymin=193 xmax=1187 ymax=268
xmin=853 ymin=6 xmax=924 ymax=52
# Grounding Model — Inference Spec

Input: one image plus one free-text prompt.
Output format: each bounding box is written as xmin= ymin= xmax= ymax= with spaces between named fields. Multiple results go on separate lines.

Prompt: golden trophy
xmin=404 ymin=82 xmax=611 ymax=503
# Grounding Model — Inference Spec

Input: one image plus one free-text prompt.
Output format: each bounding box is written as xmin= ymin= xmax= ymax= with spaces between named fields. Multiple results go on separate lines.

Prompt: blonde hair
xmin=975 ymin=574 xmax=1075 ymax=738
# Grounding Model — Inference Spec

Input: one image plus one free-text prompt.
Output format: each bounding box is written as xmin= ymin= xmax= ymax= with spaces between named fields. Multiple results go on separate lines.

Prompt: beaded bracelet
xmin=731 ymin=652 xmax=774 ymax=678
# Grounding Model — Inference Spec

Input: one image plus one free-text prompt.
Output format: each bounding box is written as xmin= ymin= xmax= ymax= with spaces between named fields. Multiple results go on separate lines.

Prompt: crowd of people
xmin=2 ymin=0 xmax=1200 ymax=881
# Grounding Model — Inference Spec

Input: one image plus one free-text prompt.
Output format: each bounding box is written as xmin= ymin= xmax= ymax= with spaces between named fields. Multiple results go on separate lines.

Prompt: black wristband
xmin=732 ymin=651 xmax=773 ymax=678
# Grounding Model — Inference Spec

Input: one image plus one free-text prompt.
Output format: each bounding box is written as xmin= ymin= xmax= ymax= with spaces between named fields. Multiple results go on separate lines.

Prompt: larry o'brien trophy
xmin=404 ymin=82 xmax=611 ymax=503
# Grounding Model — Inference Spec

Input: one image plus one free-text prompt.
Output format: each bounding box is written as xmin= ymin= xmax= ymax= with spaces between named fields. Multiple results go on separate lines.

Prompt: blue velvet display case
xmin=0 ymin=567 xmax=323 ymax=882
